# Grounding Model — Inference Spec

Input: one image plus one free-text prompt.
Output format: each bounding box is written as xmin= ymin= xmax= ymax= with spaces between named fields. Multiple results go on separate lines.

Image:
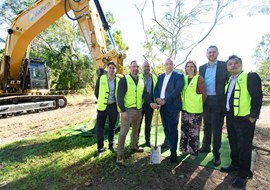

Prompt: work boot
xmin=131 ymin=145 xmax=144 ymax=152
xmin=116 ymin=155 xmax=124 ymax=166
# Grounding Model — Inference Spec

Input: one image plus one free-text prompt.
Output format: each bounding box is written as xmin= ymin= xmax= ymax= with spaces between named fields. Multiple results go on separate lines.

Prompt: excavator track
xmin=0 ymin=95 xmax=67 ymax=117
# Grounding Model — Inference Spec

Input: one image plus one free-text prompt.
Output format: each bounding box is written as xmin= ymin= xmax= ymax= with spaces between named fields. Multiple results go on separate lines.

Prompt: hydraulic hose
xmin=64 ymin=0 xmax=85 ymax=20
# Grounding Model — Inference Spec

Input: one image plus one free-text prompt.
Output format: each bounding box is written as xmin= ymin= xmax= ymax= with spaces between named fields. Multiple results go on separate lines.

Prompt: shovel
xmin=150 ymin=109 xmax=161 ymax=164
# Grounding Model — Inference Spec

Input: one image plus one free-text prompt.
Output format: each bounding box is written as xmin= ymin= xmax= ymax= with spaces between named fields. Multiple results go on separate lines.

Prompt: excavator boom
xmin=0 ymin=0 xmax=126 ymax=116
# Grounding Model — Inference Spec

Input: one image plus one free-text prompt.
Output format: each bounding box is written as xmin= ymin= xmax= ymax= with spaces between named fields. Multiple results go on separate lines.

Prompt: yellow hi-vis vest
xmin=124 ymin=74 xmax=144 ymax=109
xmin=97 ymin=75 xmax=120 ymax=112
xmin=138 ymin=73 xmax=157 ymax=103
xmin=182 ymin=75 xmax=203 ymax=114
xmin=225 ymin=72 xmax=251 ymax=116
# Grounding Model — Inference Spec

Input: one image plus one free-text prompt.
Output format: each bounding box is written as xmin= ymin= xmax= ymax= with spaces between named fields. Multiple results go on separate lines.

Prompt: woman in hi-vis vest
xmin=180 ymin=60 xmax=207 ymax=160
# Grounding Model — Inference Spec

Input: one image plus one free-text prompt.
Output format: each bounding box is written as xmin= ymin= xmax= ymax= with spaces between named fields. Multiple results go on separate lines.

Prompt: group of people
xmin=94 ymin=45 xmax=263 ymax=188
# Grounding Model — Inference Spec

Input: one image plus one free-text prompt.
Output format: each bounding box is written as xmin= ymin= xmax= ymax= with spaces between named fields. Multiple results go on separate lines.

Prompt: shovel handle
xmin=155 ymin=109 xmax=159 ymax=147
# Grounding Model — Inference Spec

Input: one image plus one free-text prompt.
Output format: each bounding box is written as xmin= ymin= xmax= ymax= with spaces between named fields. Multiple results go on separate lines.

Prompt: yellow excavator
xmin=0 ymin=0 xmax=126 ymax=116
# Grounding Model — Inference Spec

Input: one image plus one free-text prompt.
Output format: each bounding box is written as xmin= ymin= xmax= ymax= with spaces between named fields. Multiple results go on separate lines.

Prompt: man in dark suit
xmin=154 ymin=58 xmax=184 ymax=163
xmin=221 ymin=55 xmax=262 ymax=187
xmin=199 ymin=45 xmax=229 ymax=166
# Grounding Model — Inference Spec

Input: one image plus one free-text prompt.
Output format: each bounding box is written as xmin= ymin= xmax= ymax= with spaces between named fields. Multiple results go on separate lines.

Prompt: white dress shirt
xmin=160 ymin=71 xmax=172 ymax=99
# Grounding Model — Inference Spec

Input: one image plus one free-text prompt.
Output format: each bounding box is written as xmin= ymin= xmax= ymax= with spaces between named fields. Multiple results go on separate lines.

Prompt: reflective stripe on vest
xmin=124 ymin=75 xmax=144 ymax=109
xmin=182 ymin=75 xmax=203 ymax=113
xmin=225 ymin=72 xmax=251 ymax=116
xmin=97 ymin=75 xmax=120 ymax=112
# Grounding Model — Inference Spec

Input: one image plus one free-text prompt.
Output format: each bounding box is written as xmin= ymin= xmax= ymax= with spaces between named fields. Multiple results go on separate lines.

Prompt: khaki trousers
xmin=117 ymin=108 xmax=142 ymax=155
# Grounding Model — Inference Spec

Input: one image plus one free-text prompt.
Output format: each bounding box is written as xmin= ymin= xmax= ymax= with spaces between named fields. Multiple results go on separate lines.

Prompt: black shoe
xmin=145 ymin=141 xmax=151 ymax=147
xmin=220 ymin=165 xmax=239 ymax=173
xmin=199 ymin=147 xmax=211 ymax=153
xmin=232 ymin=177 xmax=248 ymax=188
xmin=168 ymin=155 xmax=177 ymax=163
xmin=109 ymin=146 xmax=115 ymax=152
xmin=213 ymin=156 xmax=221 ymax=166
xmin=248 ymin=171 xmax=253 ymax=179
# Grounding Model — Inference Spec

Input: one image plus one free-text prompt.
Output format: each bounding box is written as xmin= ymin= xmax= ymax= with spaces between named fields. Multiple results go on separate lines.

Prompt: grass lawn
xmin=0 ymin=114 xmax=231 ymax=190
xmin=0 ymin=118 xmax=113 ymax=189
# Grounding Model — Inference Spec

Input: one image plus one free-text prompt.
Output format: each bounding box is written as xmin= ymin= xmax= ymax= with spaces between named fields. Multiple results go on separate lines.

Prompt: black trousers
xmin=139 ymin=103 xmax=154 ymax=142
xmin=96 ymin=103 xmax=118 ymax=152
xmin=201 ymin=95 xmax=224 ymax=157
xmin=226 ymin=112 xmax=255 ymax=178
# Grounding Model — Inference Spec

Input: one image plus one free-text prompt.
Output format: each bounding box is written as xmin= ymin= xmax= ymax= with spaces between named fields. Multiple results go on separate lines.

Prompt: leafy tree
xmin=135 ymin=0 xmax=236 ymax=70
xmin=0 ymin=0 xmax=36 ymax=24
xmin=253 ymin=33 xmax=270 ymax=95
xmin=29 ymin=17 xmax=95 ymax=90
xmin=0 ymin=48 xmax=3 ymax=58
xmin=105 ymin=12 xmax=129 ymax=51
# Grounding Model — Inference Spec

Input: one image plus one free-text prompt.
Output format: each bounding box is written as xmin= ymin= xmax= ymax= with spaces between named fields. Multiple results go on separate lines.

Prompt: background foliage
xmin=253 ymin=33 xmax=270 ymax=95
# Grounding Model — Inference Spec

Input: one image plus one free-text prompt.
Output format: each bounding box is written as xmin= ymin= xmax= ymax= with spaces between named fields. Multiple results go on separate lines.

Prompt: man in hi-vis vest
xmin=138 ymin=61 xmax=158 ymax=147
xmin=220 ymin=55 xmax=262 ymax=188
xmin=116 ymin=60 xmax=156 ymax=166
xmin=94 ymin=62 xmax=120 ymax=157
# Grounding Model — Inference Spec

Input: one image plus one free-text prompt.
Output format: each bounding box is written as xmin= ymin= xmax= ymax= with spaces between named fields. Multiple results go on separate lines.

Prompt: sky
xmin=99 ymin=0 xmax=270 ymax=71
xmin=1 ymin=0 xmax=269 ymax=72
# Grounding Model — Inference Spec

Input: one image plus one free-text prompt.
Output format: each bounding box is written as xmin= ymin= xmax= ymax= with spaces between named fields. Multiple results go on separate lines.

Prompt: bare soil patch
xmin=0 ymin=99 xmax=96 ymax=145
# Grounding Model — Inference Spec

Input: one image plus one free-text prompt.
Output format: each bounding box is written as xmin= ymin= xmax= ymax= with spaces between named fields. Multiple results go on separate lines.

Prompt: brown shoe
xmin=131 ymin=145 xmax=144 ymax=152
xmin=116 ymin=155 xmax=124 ymax=166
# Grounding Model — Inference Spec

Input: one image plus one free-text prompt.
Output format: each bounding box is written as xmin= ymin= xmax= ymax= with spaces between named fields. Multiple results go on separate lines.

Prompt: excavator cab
xmin=19 ymin=58 xmax=49 ymax=92
xmin=28 ymin=59 xmax=49 ymax=90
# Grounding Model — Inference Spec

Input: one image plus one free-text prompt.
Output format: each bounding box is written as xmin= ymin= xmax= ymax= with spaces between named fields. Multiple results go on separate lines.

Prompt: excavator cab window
xmin=29 ymin=60 xmax=49 ymax=89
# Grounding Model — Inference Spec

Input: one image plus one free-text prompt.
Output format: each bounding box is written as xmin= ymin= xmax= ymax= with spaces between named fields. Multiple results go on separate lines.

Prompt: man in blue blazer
xmin=154 ymin=58 xmax=184 ymax=163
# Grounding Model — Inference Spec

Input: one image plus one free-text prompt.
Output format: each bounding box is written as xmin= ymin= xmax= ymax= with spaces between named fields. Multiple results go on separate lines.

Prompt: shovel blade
xmin=150 ymin=146 xmax=161 ymax=164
